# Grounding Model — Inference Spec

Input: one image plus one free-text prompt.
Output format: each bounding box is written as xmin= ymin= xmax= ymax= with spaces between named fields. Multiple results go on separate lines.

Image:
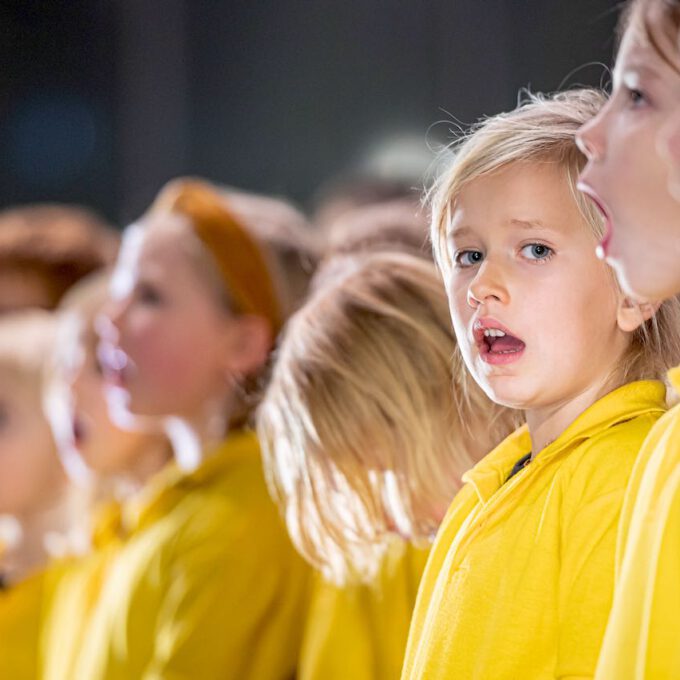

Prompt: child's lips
xmin=472 ymin=318 xmax=526 ymax=365
xmin=97 ymin=342 xmax=130 ymax=387
xmin=72 ymin=416 xmax=85 ymax=447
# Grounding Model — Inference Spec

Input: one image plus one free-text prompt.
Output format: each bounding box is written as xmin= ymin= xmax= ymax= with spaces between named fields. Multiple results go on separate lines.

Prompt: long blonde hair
xmin=258 ymin=252 xmax=516 ymax=584
xmin=429 ymin=88 xmax=680 ymax=383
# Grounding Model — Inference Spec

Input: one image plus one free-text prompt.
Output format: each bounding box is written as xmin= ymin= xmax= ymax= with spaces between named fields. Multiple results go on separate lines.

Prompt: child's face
xmin=0 ymin=369 xmax=65 ymax=516
xmin=50 ymin=312 xmax=159 ymax=478
xmin=445 ymin=162 xmax=631 ymax=412
xmin=577 ymin=16 xmax=680 ymax=302
xmin=658 ymin=102 xmax=680 ymax=201
xmin=99 ymin=218 xmax=239 ymax=422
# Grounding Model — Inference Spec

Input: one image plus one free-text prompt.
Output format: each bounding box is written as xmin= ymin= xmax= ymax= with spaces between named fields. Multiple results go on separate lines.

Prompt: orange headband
xmin=150 ymin=179 xmax=282 ymax=334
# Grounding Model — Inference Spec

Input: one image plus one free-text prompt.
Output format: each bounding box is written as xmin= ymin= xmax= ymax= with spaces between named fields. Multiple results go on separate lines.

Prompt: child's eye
xmin=520 ymin=243 xmax=554 ymax=262
xmin=136 ymin=282 xmax=163 ymax=305
xmin=455 ymin=250 xmax=484 ymax=268
xmin=625 ymin=87 xmax=649 ymax=109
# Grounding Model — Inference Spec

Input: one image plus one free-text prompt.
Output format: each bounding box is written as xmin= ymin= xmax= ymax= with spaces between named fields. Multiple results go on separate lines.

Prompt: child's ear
xmin=221 ymin=315 xmax=272 ymax=378
xmin=617 ymin=296 xmax=661 ymax=333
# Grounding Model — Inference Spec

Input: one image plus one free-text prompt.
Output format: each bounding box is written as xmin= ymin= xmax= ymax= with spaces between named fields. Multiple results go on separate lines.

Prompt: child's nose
xmin=94 ymin=306 xmax=121 ymax=343
xmin=576 ymin=111 xmax=606 ymax=162
xmin=467 ymin=260 xmax=508 ymax=308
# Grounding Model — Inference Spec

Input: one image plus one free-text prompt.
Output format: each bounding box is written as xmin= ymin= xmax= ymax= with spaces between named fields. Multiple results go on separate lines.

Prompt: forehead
xmin=120 ymin=215 xmax=199 ymax=276
xmin=449 ymin=162 xmax=583 ymax=234
xmin=616 ymin=10 xmax=680 ymax=79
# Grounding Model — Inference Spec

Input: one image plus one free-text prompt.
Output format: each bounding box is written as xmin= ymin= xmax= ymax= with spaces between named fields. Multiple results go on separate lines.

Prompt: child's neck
xmin=116 ymin=436 xmax=173 ymax=493
xmin=525 ymin=374 xmax=623 ymax=457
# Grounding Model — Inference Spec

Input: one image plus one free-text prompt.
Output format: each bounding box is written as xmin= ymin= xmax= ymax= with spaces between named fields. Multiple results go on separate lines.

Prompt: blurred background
xmin=1 ymin=0 xmax=620 ymax=225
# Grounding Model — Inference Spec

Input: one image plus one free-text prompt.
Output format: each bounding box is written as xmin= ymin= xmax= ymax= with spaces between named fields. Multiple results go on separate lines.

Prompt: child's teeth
xmin=483 ymin=329 xmax=506 ymax=338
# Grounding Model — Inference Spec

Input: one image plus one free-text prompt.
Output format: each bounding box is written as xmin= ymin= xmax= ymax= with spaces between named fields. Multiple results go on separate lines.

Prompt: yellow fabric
xmin=401 ymin=381 xmax=666 ymax=680
xmin=41 ymin=430 xmax=309 ymax=680
xmin=595 ymin=367 xmax=680 ymax=680
xmin=300 ymin=541 xmax=429 ymax=680
xmin=39 ymin=551 xmax=114 ymax=680
xmin=0 ymin=568 xmax=44 ymax=679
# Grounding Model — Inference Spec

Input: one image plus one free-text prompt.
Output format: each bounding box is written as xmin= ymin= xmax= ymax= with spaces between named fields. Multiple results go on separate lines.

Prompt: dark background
xmin=0 ymin=0 xmax=620 ymax=225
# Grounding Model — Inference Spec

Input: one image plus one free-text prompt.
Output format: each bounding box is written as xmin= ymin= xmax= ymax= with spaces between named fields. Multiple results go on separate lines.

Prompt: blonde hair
xmin=430 ymin=88 xmax=680 ymax=384
xmin=258 ymin=252 xmax=517 ymax=584
xmin=621 ymin=0 xmax=680 ymax=70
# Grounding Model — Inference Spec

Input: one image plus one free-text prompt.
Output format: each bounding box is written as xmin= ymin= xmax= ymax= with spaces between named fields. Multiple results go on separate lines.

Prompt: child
xmin=46 ymin=178 xmax=309 ymax=680
xmin=44 ymin=271 xmax=171 ymax=490
xmin=577 ymin=2 xmax=680 ymax=677
xmin=0 ymin=311 xmax=67 ymax=679
xmin=40 ymin=271 xmax=174 ymax=680
xmin=258 ymin=251 xmax=515 ymax=679
xmin=0 ymin=204 xmax=117 ymax=314
xmin=400 ymin=88 xmax=680 ymax=680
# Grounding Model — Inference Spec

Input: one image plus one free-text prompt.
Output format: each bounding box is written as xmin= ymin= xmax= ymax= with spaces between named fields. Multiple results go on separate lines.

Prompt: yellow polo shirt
xmin=41 ymin=429 xmax=310 ymax=680
xmin=0 ymin=568 xmax=44 ymax=679
xmin=595 ymin=367 xmax=680 ymax=680
xmin=300 ymin=540 xmax=429 ymax=680
xmin=401 ymin=381 xmax=665 ymax=680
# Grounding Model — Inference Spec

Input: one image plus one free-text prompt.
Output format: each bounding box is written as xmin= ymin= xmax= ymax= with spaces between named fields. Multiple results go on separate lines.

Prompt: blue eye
xmin=521 ymin=243 xmax=553 ymax=261
xmin=455 ymin=250 xmax=484 ymax=267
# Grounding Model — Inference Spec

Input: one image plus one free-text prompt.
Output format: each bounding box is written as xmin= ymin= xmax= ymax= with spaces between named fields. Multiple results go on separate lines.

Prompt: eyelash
xmin=453 ymin=243 xmax=554 ymax=268
xmin=136 ymin=282 xmax=163 ymax=305
xmin=520 ymin=243 xmax=554 ymax=263
xmin=624 ymin=86 xmax=649 ymax=109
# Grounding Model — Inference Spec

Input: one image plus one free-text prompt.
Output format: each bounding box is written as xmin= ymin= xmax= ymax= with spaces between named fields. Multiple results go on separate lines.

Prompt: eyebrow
xmin=615 ymin=61 xmax=663 ymax=87
xmin=447 ymin=219 xmax=549 ymax=240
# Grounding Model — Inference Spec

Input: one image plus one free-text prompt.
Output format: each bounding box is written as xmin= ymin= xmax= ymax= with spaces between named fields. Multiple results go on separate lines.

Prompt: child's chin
xmin=617 ymin=263 xmax=675 ymax=305
xmin=482 ymin=381 xmax=531 ymax=411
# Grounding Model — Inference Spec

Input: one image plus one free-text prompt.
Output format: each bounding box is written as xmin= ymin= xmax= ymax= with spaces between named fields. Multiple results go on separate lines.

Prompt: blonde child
xmin=48 ymin=178 xmax=309 ymax=680
xmin=258 ymin=252 xmax=516 ymax=679
xmin=39 ymin=272 xmax=172 ymax=680
xmin=400 ymin=88 xmax=680 ymax=680
xmin=576 ymin=2 xmax=680 ymax=677
xmin=0 ymin=311 xmax=66 ymax=679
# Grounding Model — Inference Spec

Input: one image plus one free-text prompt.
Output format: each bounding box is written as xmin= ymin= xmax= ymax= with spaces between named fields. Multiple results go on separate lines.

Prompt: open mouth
xmin=72 ymin=415 xmax=86 ymax=447
xmin=577 ymin=182 xmax=613 ymax=259
xmin=473 ymin=319 xmax=526 ymax=365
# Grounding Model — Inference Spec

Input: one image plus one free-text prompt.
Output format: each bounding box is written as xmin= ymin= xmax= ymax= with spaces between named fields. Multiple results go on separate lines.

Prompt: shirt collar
xmin=93 ymin=429 xmax=258 ymax=545
xmin=463 ymin=380 xmax=666 ymax=505
xmin=668 ymin=365 xmax=680 ymax=393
